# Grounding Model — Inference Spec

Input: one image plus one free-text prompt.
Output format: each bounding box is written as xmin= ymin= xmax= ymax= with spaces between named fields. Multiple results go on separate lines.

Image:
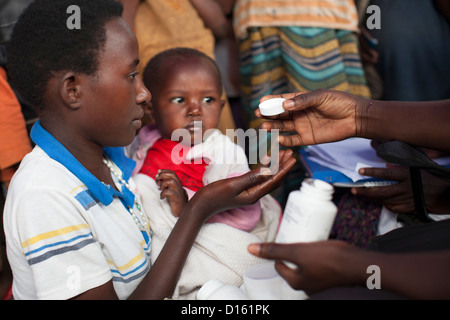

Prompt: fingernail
xmin=247 ymin=243 xmax=260 ymax=255
xmin=359 ymin=168 xmax=365 ymax=175
xmin=260 ymin=168 xmax=273 ymax=176
xmin=283 ymin=100 xmax=294 ymax=109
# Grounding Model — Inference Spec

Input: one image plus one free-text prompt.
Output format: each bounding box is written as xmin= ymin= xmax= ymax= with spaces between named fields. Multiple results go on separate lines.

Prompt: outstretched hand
xmin=190 ymin=149 xmax=296 ymax=221
xmin=256 ymin=90 xmax=368 ymax=147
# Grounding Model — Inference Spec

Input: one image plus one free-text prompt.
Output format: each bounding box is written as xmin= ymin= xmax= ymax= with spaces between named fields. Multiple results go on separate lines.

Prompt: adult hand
xmin=256 ymin=89 xmax=368 ymax=147
xmin=353 ymin=164 xmax=450 ymax=215
xmin=190 ymin=149 xmax=296 ymax=220
xmin=248 ymin=240 xmax=364 ymax=294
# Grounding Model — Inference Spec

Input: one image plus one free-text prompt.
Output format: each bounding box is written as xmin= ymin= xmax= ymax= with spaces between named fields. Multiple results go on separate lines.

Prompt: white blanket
xmin=134 ymin=173 xmax=281 ymax=300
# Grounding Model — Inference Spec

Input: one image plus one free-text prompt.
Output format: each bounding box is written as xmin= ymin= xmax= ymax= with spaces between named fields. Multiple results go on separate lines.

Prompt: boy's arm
xmin=74 ymin=150 xmax=296 ymax=299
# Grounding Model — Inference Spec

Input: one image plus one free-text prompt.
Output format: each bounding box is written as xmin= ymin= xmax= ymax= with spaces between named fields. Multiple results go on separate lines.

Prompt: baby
xmin=128 ymin=48 xmax=281 ymax=299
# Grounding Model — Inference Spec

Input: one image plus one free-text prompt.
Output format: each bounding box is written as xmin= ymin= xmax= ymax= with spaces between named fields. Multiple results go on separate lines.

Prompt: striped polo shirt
xmin=3 ymin=121 xmax=151 ymax=299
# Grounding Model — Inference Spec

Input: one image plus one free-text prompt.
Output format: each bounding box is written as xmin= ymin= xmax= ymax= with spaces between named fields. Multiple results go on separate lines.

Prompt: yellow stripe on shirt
xmin=21 ymin=223 xmax=90 ymax=249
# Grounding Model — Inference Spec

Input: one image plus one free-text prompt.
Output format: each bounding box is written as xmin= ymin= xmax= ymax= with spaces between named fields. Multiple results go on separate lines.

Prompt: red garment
xmin=139 ymin=138 xmax=208 ymax=191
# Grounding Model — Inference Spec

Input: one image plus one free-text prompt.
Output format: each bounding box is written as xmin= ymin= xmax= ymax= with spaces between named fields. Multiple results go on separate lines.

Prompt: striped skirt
xmin=238 ymin=26 xmax=371 ymax=129
xmin=238 ymin=27 xmax=377 ymax=239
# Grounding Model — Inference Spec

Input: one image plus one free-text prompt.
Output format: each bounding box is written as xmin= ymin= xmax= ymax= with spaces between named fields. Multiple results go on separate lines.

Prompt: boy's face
xmin=150 ymin=56 xmax=224 ymax=145
xmin=78 ymin=18 xmax=151 ymax=147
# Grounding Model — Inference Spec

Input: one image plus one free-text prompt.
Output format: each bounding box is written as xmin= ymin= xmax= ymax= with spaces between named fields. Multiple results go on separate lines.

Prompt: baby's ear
xmin=142 ymin=101 xmax=156 ymax=126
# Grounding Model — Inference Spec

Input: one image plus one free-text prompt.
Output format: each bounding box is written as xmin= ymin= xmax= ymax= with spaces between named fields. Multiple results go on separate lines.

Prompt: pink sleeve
xmin=205 ymin=202 xmax=262 ymax=232
xmin=204 ymin=172 xmax=262 ymax=232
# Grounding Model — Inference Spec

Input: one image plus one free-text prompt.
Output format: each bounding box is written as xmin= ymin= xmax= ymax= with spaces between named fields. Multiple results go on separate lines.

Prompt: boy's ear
xmin=60 ymin=72 xmax=82 ymax=110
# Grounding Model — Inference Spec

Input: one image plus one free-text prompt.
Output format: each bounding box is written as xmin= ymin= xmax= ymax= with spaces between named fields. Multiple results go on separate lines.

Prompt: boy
xmin=3 ymin=0 xmax=295 ymax=299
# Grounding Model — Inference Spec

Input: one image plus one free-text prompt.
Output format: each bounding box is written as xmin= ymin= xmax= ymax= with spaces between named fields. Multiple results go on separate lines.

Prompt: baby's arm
xmin=155 ymin=169 xmax=188 ymax=217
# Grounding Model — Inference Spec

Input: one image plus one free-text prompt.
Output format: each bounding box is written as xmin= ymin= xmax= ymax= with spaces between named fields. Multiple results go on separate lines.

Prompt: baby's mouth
xmin=185 ymin=120 xmax=203 ymax=132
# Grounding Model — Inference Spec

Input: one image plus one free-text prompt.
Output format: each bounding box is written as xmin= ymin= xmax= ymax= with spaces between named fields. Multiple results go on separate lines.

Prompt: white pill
xmin=259 ymin=98 xmax=286 ymax=116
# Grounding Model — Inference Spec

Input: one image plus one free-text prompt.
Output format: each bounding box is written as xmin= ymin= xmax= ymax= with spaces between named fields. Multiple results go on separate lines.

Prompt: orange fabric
xmin=134 ymin=0 xmax=216 ymax=75
xmin=0 ymin=67 xmax=32 ymax=182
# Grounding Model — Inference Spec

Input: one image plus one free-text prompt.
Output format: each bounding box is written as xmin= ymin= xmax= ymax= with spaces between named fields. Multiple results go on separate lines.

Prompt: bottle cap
xmin=259 ymin=98 xmax=286 ymax=116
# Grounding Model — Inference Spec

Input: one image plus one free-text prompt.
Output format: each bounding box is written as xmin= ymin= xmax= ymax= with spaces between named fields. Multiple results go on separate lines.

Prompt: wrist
xmin=337 ymin=245 xmax=373 ymax=286
xmin=355 ymin=97 xmax=374 ymax=139
xmin=180 ymin=188 xmax=215 ymax=225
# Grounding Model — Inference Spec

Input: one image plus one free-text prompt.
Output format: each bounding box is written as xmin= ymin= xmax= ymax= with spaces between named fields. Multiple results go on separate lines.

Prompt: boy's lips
xmin=132 ymin=118 xmax=142 ymax=129
xmin=132 ymin=109 xmax=145 ymax=129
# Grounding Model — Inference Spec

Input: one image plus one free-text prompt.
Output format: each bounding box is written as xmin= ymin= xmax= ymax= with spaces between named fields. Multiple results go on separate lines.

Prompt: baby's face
xmin=150 ymin=56 xmax=224 ymax=146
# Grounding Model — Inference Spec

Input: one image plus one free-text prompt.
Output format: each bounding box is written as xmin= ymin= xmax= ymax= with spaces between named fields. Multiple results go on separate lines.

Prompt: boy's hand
xmin=155 ymin=169 xmax=188 ymax=217
xmin=189 ymin=149 xmax=296 ymax=220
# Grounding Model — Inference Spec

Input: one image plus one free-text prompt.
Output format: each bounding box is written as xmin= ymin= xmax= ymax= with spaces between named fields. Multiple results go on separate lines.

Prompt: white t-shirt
xmin=3 ymin=121 xmax=151 ymax=300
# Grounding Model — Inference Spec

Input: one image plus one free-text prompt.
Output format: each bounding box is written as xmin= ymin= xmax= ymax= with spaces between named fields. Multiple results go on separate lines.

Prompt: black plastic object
xmin=376 ymin=141 xmax=450 ymax=223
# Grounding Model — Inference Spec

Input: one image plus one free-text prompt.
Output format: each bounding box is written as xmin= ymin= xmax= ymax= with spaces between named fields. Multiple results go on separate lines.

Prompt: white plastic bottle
xmin=276 ymin=179 xmax=338 ymax=266
xmin=197 ymin=279 xmax=248 ymax=300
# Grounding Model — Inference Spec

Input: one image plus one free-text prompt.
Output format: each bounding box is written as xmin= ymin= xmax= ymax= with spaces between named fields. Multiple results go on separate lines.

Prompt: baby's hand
xmin=155 ymin=169 xmax=188 ymax=217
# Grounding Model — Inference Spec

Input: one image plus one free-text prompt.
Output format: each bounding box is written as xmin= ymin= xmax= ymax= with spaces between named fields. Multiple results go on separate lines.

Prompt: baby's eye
xmin=203 ymin=97 xmax=214 ymax=103
xmin=171 ymin=97 xmax=184 ymax=104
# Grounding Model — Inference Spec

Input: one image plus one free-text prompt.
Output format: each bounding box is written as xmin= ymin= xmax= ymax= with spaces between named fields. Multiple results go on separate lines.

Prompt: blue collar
xmin=30 ymin=120 xmax=136 ymax=208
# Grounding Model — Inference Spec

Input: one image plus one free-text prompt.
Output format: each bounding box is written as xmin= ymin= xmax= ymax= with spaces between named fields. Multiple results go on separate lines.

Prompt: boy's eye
xmin=129 ymin=71 xmax=139 ymax=79
xmin=203 ymin=97 xmax=214 ymax=103
xmin=171 ymin=97 xmax=184 ymax=104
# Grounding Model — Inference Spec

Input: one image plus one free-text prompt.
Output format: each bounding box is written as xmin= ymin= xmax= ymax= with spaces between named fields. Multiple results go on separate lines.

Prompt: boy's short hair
xmin=6 ymin=0 xmax=123 ymax=110
xmin=142 ymin=47 xmax=223 ymax=93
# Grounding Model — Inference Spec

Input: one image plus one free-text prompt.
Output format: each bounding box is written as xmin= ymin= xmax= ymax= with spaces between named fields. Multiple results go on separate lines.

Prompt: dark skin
xmin=155 ymin=169 xmax=187 ymax=217
xmin=248 ymin=241 xmax=450 ymax=300
xmin=42 ymin=18 xmax=148 ymax=190
xmin=353 ymin=140 xmax=450 ymax=215
xmin=258 ymin=91 xmax=450 ymax=216
xmin=40 ymin=17 xmax=296 ymax=299
xmin=353 ymin=164 xmax=450 ymax=215
xmin=258 ymin=90 xmax=450 ymax=152
xmin=147 ymin=54 xmax=225 ymax=216
xmin=249 ymin=89 xmax=450 ymax=299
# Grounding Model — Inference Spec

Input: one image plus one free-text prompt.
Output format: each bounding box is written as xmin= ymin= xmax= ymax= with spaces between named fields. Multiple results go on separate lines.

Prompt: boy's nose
xmin=136 ymin=78 xmax=151 ymax=105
